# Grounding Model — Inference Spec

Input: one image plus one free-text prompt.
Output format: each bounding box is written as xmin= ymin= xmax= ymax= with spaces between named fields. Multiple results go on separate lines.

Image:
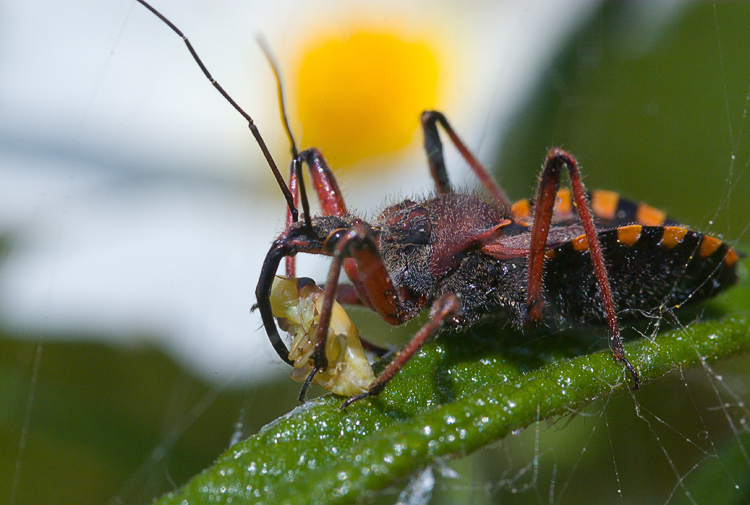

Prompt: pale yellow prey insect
xmin=269 ymin=276 xmax=375 ymax=396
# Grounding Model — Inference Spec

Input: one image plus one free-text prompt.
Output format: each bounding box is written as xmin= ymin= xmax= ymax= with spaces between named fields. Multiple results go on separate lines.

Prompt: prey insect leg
xmin=526 ymin=148 xmax=641 ymax=389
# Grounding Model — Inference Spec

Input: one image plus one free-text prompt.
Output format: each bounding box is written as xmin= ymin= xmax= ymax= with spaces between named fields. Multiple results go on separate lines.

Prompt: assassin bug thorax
xmin=137 ymin=0 xmax=740 ymax=409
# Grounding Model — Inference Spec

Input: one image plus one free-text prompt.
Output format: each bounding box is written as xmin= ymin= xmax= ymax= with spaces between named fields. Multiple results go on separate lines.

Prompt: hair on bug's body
xmin=137 ymin=0 xmax=740 ymax=409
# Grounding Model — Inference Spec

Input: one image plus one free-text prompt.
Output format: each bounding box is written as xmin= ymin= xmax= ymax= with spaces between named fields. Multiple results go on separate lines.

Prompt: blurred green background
xmin=2 ymin=3 xmax=749 ymax=504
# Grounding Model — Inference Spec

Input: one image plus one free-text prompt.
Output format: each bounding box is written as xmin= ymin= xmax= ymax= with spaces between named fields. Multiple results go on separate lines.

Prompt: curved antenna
xmin=135 ymin=0 xmax=299 ymax=222
xmin=256 ymin=37 xmax=314 ymax=231
xmin=256 ymin=37 xmax=299 ymax=160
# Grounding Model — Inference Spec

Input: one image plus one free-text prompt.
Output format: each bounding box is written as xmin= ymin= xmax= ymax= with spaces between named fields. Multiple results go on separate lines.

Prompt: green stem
xmin=155 ymin=309 xmax=750 ymax=505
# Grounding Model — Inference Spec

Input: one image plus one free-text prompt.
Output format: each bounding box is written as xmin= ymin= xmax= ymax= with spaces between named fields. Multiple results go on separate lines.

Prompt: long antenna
xmin=256 ymin=37 xmax=299 ymax=160
xmin=256 ymin=37 xmax=314 ymax=232
xmin=135 ymin=0 xmax=299 ymax=221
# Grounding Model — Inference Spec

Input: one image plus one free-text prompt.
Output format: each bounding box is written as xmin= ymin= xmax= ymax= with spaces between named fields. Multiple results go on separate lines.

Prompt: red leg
xmin=298 ymin=148 xmax=347 ymax=216
xmin=526 ymin=153 xmax=562 ymax=321
xmin=297 ymin=223 xmax=394 ymax=399
xmin=526 ymin=148 xmax=640 ymax=389
xmin=285 ymin=161 xmax=300 ymax=276
xmin=334 ymin=284 xmax=367 ymax=306
xmin=342 ymin=293 xmax=462 ymax=410
xmin=318 ymin=223 xmax=404 ymax=333
xmin=289 ymin=148 xmax=368 ymax=290
xmin=421 ymin=111 xmax=511 ymax=208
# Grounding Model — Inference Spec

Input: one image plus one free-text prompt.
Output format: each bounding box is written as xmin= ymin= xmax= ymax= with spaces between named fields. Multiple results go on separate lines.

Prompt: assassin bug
xmin=137 ymin=0 xmax=740 ymax=408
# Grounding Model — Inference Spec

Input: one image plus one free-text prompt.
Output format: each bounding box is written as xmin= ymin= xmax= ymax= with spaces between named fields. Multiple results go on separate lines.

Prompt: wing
xmin=511 ymin=189 xmax=680 ymax=228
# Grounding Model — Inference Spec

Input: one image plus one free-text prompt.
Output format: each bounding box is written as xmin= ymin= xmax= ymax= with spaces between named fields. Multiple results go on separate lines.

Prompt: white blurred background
xmin=0 ymin=0 xmax=604 ymax=383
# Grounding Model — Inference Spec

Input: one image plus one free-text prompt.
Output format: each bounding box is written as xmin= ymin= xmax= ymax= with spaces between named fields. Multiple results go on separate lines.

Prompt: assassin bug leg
xmin=291 ymin=221 xmax=405 ymax=403
xmin=421 ymin=111 xmax=511 ymax=208
xmin=313 ymin=224 xmax=400 ymax=362
xmin=342 ymin=292 xmax=462 ymax=410
xmin=526 ymin=148 xmax=640 ymax=389
xmin=285 ymin=161 xmax=300 ymax=276
xmin=284 ymin=149 xmax=348 ymax=276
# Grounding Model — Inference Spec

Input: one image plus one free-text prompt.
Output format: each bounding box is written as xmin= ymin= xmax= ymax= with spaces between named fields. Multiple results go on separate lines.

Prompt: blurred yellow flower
xmin=294 ymin=30 xmax=440 ymax=168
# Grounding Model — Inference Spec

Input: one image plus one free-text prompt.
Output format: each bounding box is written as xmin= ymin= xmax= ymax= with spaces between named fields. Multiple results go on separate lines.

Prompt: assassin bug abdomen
xmin=137 ymin=0 xmax=740 ymax=409
xmin=543 ymin=223 xmax=738 ymax=324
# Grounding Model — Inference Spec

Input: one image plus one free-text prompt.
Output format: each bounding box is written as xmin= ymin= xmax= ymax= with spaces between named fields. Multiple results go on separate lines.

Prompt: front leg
xmin=284 ymin=148 xmax=348 ymax=276
xmin=299 ymin=221 xmax=408 ymax=401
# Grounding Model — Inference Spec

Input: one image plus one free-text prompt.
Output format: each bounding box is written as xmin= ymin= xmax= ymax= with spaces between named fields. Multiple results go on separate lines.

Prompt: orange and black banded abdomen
xmin=542 ymin=224 xmax=739 ymax=324
xmin=511 ymin=189 xmax=679 ymax=228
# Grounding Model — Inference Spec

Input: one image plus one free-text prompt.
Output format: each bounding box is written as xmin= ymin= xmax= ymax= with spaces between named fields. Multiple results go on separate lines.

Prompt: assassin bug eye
xmin=324 ymin=228 xmax=349 ymax=252
xmin=402 ymin=207 xmax=431 ymax=245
